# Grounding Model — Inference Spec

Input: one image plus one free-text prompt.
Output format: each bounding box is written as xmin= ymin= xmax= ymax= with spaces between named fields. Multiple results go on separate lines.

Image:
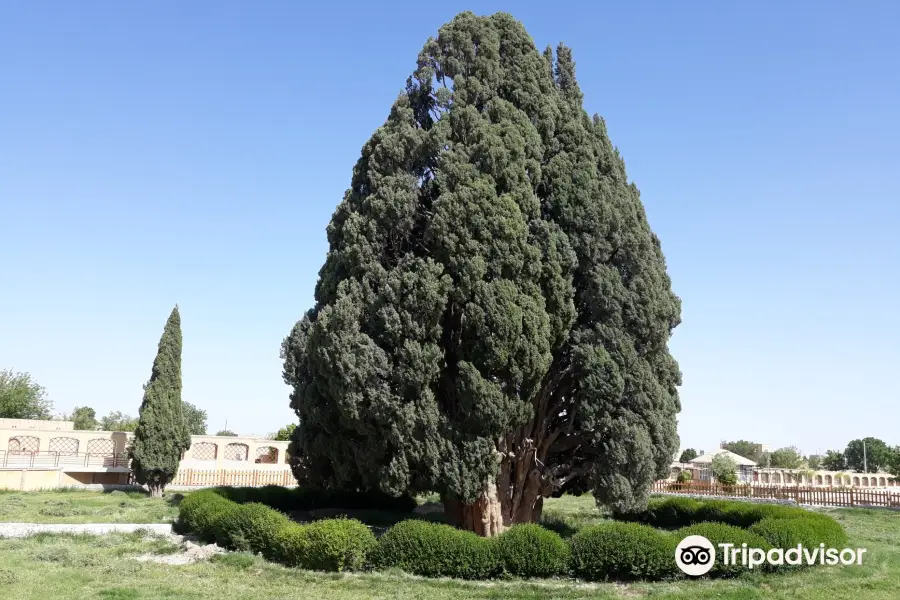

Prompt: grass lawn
xmin=0 ymin=489 xmax=180 ymax=524
xmin=0 ymin=492 xmax=898 ymax=599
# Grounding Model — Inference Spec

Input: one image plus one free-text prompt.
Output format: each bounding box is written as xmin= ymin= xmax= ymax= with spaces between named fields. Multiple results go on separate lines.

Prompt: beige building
xmin=0 ymin=418 xmax=291 ymax=491
xmin=669 ymin=448 xmax=897 ymax=489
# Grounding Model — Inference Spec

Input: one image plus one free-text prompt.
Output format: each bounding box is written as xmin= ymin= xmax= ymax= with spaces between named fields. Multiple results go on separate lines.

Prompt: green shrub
xmin=652 ymin=497 xmax=703 ymax=528
xmin=178 ymin=490 xmax=235 ymax=543
xmin=750 ymin=516 xmax=848 ymax=552
xmin=570 ymin=522 xmax=678 ymax=581
xmin=270 ymin=523 xmax=310 ymax=567
xmin=495 ymin=524 xmax=569 ymax=578
xmin=215 ymin=502 xmax=292 ymax=554
xmin=371 ymin=520 xmax=499 ymax=580
xmin=212 ymin=486 xmax=417 ymax=514
xmin=299 ymin=518 xmax=376 ymax=572
xmin=675 ymin=522 xmax=771 ymax=578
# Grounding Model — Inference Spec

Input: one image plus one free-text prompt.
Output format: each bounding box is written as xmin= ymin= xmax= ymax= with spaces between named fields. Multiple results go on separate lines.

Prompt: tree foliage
xmin=216 ymin=429 xmax=238 ymax=437
xmin=70 ymin=406 xmax=98 ymax=430
xmin=678 ymin=448 xmax=698 ymax=463
xmin=183 ymin=402 xmax=208 ymax=436
xmin=100 ymin=411 xmax=139 ymax=432
xmin=720 ymin=440 xmax=763 ymax=463
xmin=821 ymin=450 xmax=846 ymax=471
xmin=130 ymin=306 xmax=190 ymax=496
xmin=768 ymin=446 xmax=802 ymax=469
xmin=845 ymin=438 xmax=891 ymax=473
xmin=272 ymin=424 xmax=297 ymax=441
xmin=281 ymin=11 xmax=681 ymax=534
xmin=805 ymin=454 xmax=821 ymax=470
xmin=0 ymin=369 xmax=52 ymax=420
xmin=711 ymin=454 xmax=738 ymax=485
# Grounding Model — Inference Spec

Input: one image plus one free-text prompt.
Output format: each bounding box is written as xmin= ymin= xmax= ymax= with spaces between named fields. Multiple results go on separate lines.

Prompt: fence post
xmin=849 ymin=488 xmax=855 ymax=507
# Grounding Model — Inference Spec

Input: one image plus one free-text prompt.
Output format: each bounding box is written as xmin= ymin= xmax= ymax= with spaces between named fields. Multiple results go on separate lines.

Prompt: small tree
xmin=69 ymin=406 xmax=98 ymax=430
xmin=676 ymin=470 xmax=692 ymax=483
xmin=822 ymin=449 xmax=846 ymax=471
xmin=130 ymin=306 xmax=190 ymax=497
xmin=806 ymin=454 xmax=822 ymax=470
xmin=769 ymin=446 xmax=803 ymax=469
xmin=721 ymin=440 xmax=764 ymax=463
xmin=182 ymin=402 xmax=208 ymax=436
xmin=100 ymin=411 xmax=139 ymax=432
xmin=845 ymin=438 xmax=891 ymax=473
xmin=711 ymin=454 xmax=738 ymax=485
xmin=0 ymin=369 xmax=53 ymax=419
xmin=679 ymin=448 xmax=698 ymax=463
xmin=272 ymin=424 xmax=296 ymax=442
xmin=216 ymin=429 xmax=238 ymax=437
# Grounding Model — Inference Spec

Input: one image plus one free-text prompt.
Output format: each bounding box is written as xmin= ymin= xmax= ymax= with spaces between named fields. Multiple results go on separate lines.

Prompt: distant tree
xmin=806 ymin=455 xmax=822 ymax=470
xmin=889 ymin=447 xmax=900 ymax=478
xmin=679 ymin=448 xmax=698 ymax=463
xmin=130 ymin=306 xmax=191 ymax=497
xmin=676 ymin=470 xmax=692 ymax=483
xmin=0 ymin=369 xmax=53 ymax=419
xmin=100 ymin=411 xmax=139 ymax=432
xmin=821 ymin=449 xmax=846 ymax=471
xmin=272 ymin=424 xmax=296 ymax=442
xmin=845 ymin=438 xmax=892 ymax=473
xmin=768 ymin=446 xmax=803 ymax=469
xmin=70 ymin=406 xmax=97 ymax=430
xmin=182 ymin=402 xmax=208 ymax=436
xmin=711 ymin=454 xmax=738 ymax=485
xmin=216 ymin=430 xmax=238 ymax=437
xmin=721 ymin=440 xmax=764 ymax=463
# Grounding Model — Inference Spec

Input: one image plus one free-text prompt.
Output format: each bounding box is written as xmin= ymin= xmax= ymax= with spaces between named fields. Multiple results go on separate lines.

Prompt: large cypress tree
xmin=131 ymin=306 xmax=190 ymax=497
xmin=282 ymin=12 xmax=682 ymax=535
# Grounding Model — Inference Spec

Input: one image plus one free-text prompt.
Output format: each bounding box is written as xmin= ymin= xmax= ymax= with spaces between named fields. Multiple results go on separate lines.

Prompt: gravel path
xmin=0 ymin=523 xmax=174 ymax=538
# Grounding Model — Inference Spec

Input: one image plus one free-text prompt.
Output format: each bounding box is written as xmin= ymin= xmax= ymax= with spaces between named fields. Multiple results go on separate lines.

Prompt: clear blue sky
xmin=1 ymin=2 xmax=898 ymax=454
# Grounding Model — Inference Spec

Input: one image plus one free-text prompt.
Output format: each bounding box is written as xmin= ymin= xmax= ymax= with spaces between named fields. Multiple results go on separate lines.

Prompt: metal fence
xmin=653 ymin=481 xmax=900 ymax=508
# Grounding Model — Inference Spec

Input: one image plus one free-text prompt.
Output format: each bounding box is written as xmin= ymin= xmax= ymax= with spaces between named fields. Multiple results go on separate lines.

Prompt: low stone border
xmin=0 ymin=523 xmax=173 ymax=538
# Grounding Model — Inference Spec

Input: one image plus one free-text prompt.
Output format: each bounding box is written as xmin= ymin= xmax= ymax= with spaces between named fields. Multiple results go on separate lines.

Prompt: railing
xmin=0 ymin=450 xmax=131 ymax=469
xmin=653 ymin=481 xmax=900 ymax=508
xmin=171 ymin=468 xmax=294 ymax=487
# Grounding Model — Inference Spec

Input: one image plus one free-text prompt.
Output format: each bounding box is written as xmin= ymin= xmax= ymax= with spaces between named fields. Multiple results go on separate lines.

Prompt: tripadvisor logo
xmin=675 ymin=535 xmax=868 ymax=576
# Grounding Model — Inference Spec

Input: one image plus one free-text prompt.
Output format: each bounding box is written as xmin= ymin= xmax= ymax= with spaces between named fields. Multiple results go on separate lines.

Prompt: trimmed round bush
xmin=271 ymin=523 xmax=310 ymax=567
xmin=570 ymin=522 xmax=679 ymax=581
xmin=300 ymin=518 xmax=377 ymax=572
xmin=371 ymin=520 xmax=499 ymax=580
xmin=675 ymin=522 xmax=771 ymax=577
xmin=178 ymin=490 xmax=235 ymax=543
xmin=227 ymin=502 xmax=292 ymax=554
xmin=651 ymin=497 xmax=702 ymax=528
xmin=749 ymin=516 xmax=848 ymax=552
xmin=213 ymin=502 xmax=290 ymax=553
xmin=495 ymin=524 xmax=569 ymax=578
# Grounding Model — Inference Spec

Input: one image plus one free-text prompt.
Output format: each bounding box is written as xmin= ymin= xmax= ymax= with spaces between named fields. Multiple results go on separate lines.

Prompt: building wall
xmin=668 ymin=462 xmax=898 ymax=488
xmin=0 ymin=419 xmax=292 ymax=490
xmin=0 ymin=418 xmax=74 ymax=431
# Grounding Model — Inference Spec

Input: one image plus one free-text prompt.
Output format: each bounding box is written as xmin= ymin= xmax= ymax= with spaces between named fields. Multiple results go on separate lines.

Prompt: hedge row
xmin=178 ymin=491 xmax=848 ymax=582
xmin=616 ymin=496 xmax=847 ymax=537
xmin=209 ymin=485 xmax=417 ymax=514
xmin=179 ymin=490 xmax=376 ymax=571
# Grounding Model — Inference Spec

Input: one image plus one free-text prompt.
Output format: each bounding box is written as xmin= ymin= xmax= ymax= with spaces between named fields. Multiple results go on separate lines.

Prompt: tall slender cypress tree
xmin=130 ymin=306 xmax=190 ymax=497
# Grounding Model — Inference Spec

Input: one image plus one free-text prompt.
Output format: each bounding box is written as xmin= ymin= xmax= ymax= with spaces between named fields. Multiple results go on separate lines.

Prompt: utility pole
xmin=863 ymin=439 xmax=868 ymax=473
